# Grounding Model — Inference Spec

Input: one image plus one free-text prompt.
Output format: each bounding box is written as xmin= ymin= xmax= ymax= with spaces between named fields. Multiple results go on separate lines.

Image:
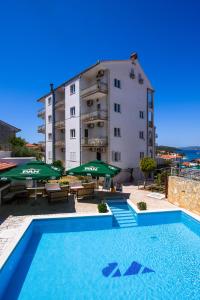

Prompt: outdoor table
xmin=70 ymin=186 xmax=84 ymax=198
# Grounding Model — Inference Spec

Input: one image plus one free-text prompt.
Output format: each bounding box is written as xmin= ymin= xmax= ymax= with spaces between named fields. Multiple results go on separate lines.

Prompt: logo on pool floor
xmin=102 ymin=261 xmax=155 ymax=278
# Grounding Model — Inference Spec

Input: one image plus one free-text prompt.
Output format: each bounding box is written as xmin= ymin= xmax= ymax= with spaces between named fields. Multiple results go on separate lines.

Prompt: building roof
xmin=0 ymin=120 xmax=21 ymax=132
xmin=0 ymin=162 xmax=17 ymax=171
xmin=36 ymin=57 xmax=138 ymax=102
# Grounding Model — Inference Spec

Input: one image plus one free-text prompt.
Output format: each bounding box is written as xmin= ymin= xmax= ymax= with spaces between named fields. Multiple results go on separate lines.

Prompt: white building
xmin=37 ymin=52 xmax=155 ymax=181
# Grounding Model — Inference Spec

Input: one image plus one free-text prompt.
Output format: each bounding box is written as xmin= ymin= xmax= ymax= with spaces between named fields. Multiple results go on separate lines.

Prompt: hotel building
xmin=37 ymin=52 xmax=155 ymax=181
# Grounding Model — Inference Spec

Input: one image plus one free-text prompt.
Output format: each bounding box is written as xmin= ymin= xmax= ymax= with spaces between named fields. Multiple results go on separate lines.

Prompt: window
xmin=114 ymin=78 xmax=121 ymax=88
xmin=48 ymin=97 xmax=52 ymax=105
xmin=139 ymin=131 xmax=144 ymax=139
xmin=48 ymin=151 xmax=52 ymax=159
xmin=114 ymin=103 xmax=121 ymax=113
xmin=114 ymin=127 xmax=121 ymax=137
xmin=139 ymin=111 xmax=144 ymax=119
xmin=97 ymin=103 xmax=101 ymax=110
xmin=48 ymin=133 xmax=52 ymax=141
xmin=70 ymin=106 xmax=75 ymax=117
xmin=140 ymin=152 xmax=144 ymax=159
xmin=138 ymin=73 xmax=144 ymax=84
xmin=70 ymin=84 xmax=76 ymax=95
xmin=70 ymin=152 xmax=76 ymax=161
xmin=48 ymin=115 xmax=52 ymax=123
xmin=147 ymin=89 xmax=153 ymax=109
xmin=70 ymin=129 xmax=76 ymax=138
xmin=112 ymin=151 xmax=121 ymax=162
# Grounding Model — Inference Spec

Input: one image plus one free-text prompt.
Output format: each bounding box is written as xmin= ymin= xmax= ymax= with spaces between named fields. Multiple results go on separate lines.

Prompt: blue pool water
xmin=0 ymin=203 xmax=200 ymax=300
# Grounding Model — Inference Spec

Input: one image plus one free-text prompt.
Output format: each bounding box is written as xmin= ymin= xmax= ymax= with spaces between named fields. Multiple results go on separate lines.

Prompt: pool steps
xmin=108 ymin=202 xmax=138 ymax=228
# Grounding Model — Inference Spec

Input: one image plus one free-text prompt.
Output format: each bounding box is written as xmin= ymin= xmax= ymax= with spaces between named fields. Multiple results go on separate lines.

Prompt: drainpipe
xmin=50 ymin=83 xmax=56 ymax=163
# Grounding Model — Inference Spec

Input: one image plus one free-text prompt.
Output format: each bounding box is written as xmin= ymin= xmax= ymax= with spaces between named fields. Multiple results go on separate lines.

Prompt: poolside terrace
xmin=0 ymin=185 xmax=178 ymax=258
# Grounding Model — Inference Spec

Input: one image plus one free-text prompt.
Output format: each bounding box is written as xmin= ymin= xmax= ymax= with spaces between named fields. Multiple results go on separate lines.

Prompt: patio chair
xmin=2 ymin=185 xmax=28 ymax=204
xmin=76 ymin=187 xmax=95 ymax=201
xmin=47 ymin=190 xmax=69 ymax=203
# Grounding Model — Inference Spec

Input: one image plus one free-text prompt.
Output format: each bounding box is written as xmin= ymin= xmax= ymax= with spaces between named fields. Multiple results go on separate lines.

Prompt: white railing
xmin=81 ymin=110 xmax=107 ymax=122
xmin=82 ymin=137 xmax=108 ymax=146
xmin=81 ymin=81 xmax=108 ymax=97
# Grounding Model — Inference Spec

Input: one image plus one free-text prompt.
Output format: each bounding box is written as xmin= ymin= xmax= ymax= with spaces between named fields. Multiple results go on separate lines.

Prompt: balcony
xmin=81 ymin=110 xmax=108 ymax=124
xmin=148 ymin=102 xmax=153 ymax=109
xmin=81 ymin=81 xmax=108 ymax=100
xmin=55 ymin=120 xmax=65 ymax=129
xmin=55 ymin=140 xmax=65 ymax=147
xmin=148 ymin=139 xmax=153 ymax=147
xmin=55 ymin=99 xmax=65 ymax=110
xmin=37 ymin=107 xmax=45 ymax=118
xmin=148 ymin=120 xmax=153 ymax=128
xmin=38 ymin=125 xmax=45 ymax=134
xmin=82 ymin=137 xmax=108 ymax=147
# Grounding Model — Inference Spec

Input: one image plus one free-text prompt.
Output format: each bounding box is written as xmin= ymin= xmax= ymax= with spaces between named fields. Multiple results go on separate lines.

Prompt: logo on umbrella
xmin=84 ymin=166 xmax=98 ymax=171
xmin=22 ymin=169 xmax=40 ymax=175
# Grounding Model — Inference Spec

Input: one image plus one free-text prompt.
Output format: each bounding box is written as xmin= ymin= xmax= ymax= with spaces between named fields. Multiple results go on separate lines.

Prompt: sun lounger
xmin=147 ymin=192 xmax=165 ymax=200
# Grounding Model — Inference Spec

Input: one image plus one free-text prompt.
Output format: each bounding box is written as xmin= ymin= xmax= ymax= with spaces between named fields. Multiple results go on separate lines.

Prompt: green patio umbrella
xmin=0 ymin=161 xmax=62 ymax=181
xmin=66 ymin=160 xmax=121 ymax=178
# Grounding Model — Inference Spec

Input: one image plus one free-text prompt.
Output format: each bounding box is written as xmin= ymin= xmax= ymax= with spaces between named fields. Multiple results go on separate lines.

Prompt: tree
xmin=9 ymin=137 xmax=26 ymax=147
xmin=140 ymin=157 xmax=156 ymax=188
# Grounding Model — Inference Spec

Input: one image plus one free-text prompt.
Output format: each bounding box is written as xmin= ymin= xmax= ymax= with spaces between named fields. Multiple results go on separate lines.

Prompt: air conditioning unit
xmin=96 ymin=69 xmax=104 ymax=78
xmin=88 ymin=123 xmax=94 ymax=128
xmin=97 ymin=122 xmax=104 ymax=127
xmin=87 ymin=100 xmax=93 ymax=107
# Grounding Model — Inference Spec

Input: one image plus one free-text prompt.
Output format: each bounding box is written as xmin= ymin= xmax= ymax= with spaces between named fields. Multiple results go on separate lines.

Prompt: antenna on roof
xmin=50 ymin=83 xmax=54 ymax=92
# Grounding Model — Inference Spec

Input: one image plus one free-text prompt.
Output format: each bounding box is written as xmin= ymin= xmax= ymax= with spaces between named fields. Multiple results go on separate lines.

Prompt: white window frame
xmin=48 ymin=133 xmax=52 ymax=141
xmin=70 ymin=106 xmax=76 ymax=117
xmin=112 ymin=151 xmax=121 ymax=162
xmin=139 ymin=131 xmax=144 ymax=139
xmin=48 ymin=115 xmax=52 ymax=123
xmin=114 ymin=127 xmax=121 ymax=137
xmin=70 ymin=129 xmax=76 ymax=139
xmin=114 ymin=103 xmax=121 ymax=113
xmin=70 ymin=152 xmax=76 ymax=161
xmin=48 ymin=97 xmax=52 ymax=106
xmin=70 ymin=84 xmax=76 ymax=95
xmin=114 ymin=78 xmax=121 ymax=88
xmin=139 ymin=111 xmax=144 ymax=119
xmin=48 ymin=151 xmax=52 ymax=159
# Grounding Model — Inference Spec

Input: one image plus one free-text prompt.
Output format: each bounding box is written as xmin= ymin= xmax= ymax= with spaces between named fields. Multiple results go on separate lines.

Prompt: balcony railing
xmin=55 ymin=120 xmax=65 ymax=129
xmin=81 ymin=110 xmax=108 ymax=123
xmin=38 ymin=125 xmax=45 ymax=133
xmin=82 ymin=137 xmax=108 ymax=147
xmin=148 ymin=120 xmax=153 ymax=128
xmin=55 ymin=99 xmax=65 ymax=110
xmin=148 ymin=139 xmax=153 ymax=147
xmin=37 ymin=107 xmax=45 ymax=118
xmin=55 ymin=140 xmax=65 ymax=147
xmin=81 ymin=81 xmax=108 ymax=99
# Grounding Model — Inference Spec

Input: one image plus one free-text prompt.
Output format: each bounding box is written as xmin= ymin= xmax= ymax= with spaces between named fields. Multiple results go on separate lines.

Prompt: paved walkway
xmin=0 ymin=186 xmax=178 ymax=259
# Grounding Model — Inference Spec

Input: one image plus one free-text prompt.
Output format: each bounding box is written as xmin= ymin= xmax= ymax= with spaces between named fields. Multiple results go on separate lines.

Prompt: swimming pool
xmin=0 ymin=202 xmax=200 ymax=300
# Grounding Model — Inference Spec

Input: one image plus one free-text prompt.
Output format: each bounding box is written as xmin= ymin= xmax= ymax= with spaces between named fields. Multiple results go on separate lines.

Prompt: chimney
xmin=130 ymin=52 xmax=138 ymax=63
xmin=50 ymin=83 xmax=54 ymax=92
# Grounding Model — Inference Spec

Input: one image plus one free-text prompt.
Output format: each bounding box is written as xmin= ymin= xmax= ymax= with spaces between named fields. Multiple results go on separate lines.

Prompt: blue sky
xmin=0 ymin=0 xmax=200 ymax=147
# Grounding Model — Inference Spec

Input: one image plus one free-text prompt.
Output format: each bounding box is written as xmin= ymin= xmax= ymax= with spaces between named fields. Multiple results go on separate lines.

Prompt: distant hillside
xmin=156 ymin=145 xmax=181 ymax=153
xmin=181 ymin=146 xmax=200 ymax=150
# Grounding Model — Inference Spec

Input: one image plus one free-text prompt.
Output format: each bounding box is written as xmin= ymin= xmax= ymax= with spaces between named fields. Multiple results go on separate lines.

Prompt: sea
xmin=177 ymin=149 xmax=200 ymax=162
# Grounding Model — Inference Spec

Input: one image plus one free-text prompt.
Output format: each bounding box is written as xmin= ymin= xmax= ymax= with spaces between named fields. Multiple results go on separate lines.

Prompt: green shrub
xmin=98 ymin=203 xmax=108 ymax=213
xmin=137 ymin=201 xmax=147 ymax=211
xmin=60 ymin=181 xmax=69 ymax=186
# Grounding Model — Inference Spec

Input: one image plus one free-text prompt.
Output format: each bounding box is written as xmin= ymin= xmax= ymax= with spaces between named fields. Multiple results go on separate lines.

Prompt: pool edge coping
xmin=0 ymin=200 xmax=200 ymax=271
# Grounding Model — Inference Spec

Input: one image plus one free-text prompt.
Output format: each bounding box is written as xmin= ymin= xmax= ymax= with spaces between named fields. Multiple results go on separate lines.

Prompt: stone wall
xmin=168 ymin=176 xmax=200 ymax=215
